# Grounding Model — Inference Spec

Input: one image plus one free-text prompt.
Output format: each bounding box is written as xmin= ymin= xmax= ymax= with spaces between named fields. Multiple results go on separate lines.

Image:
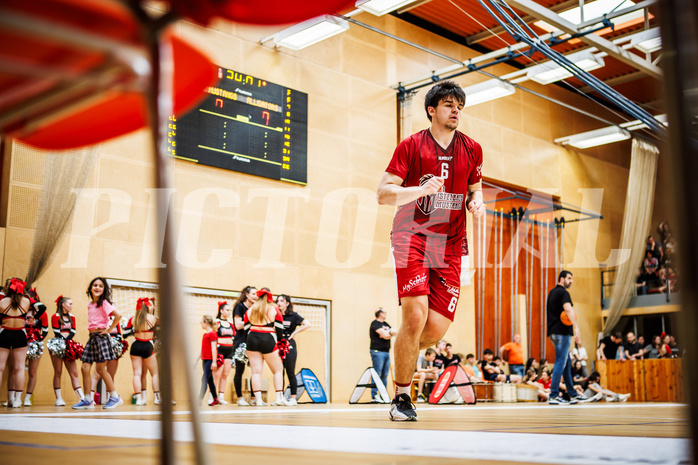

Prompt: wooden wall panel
xmin=598 ymin=359 xmax=684 ymax=402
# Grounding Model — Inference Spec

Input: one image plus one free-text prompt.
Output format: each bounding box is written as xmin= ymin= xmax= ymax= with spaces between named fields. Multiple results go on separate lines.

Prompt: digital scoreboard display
xmin=169 ymin=67 xmax=308 ymax=185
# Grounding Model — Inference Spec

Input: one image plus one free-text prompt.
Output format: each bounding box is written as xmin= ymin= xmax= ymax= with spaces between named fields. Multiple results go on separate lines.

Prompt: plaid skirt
xmin=81 ymin=332 xmax=116 ymax=363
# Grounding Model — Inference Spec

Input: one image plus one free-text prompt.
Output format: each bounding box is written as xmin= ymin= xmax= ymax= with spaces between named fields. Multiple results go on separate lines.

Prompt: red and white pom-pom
xmin=121 ymin=339 xmax=129 ymax=357
xmin=276 ymin=339 xmax=290 ymax=360
xmin=65 ymin=339 xmax=84 ymax=361
xmin=26 ymin=327 xmax=42 ymax=343
xmin=216 ymin=353 xmax=224 ymax=366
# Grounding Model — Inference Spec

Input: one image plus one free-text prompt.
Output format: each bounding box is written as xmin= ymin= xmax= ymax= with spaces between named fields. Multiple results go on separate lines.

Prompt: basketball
xmin=561 ymin=310 xmax=576 ymax=326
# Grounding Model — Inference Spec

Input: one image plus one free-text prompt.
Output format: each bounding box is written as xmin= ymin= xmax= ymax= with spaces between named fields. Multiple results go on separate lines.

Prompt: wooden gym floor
xmin=0 ymin=401 xmax=690 ymax=465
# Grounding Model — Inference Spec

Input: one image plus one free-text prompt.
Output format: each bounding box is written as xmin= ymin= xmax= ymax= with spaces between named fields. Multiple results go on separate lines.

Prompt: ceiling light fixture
xmin=463 ymin=79 xmax=516 ymax=107
xmin=270 ymin=15 xmax=349 ymax=50
xmin=356 ymin=0 xmax=420 ymax=16
xmin=527 ymin=51 xmax=605 ymax=84
xmin=555 ymin=126 xmax=631 ymax=149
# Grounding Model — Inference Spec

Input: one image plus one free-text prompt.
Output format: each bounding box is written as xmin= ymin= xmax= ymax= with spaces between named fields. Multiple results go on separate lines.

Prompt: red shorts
xmin=391 ymin=233 xmax=461 ymax=321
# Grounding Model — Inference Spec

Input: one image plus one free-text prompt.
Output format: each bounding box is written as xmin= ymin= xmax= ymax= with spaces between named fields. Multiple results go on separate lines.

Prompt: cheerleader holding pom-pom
xmin=50 ymin=295 xmax=85 ymax=406
xmin=22 ymin=287 xmax=49 ymax=406
xmin=0 ymin=279 xmax=46 ymax=408
xmin=73 ymin=277 xmax=123 ymax=410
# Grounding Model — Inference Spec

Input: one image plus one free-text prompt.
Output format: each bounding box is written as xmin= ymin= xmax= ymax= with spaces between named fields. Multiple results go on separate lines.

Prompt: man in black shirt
xmin=546 ymin=270 xmax=584 ymax=405
xmin=369 ymin=308 xmax=397 ymax=402
xmin=597 ymin=332 xmax=623 ymax=361
xmin=624 ymin=332 xmax=643 ymax=360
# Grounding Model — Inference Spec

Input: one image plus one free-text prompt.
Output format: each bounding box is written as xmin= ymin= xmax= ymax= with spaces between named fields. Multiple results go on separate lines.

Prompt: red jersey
xmin=386 ymin=129 xmax=482 ymax=256
xmin=201 ymin=330 xmax=218 ymax=360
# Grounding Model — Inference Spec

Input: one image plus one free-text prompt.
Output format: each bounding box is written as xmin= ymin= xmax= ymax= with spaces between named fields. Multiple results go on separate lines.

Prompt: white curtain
xmin=604 ymin=138 xmax=659 ymax=334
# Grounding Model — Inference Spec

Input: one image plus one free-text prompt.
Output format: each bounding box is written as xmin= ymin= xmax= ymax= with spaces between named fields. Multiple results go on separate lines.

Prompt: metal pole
xmin=494 ymin=210 xmax=499 ymax=353
xmin=499 ymin=209 xmax=504 ymax=348
xmin=525 ymin=214 xmax=530 ymax=358
xmin=544 ymin=220 xmax=550 ymax=357
xmin=515 ymin=210 xmax=519 ymax=342
xmin=539 ymin=219 xmax=545 ymax=359
xmin=145 ymin=31 xmax=209 ymax=465
xmin=510 ymin=211 xmax=515 ymax=339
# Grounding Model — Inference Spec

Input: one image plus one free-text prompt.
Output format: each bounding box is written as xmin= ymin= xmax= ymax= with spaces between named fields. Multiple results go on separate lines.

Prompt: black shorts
xmin=246 ymin=331 xmax=277 ymax=355
xmin=218 ymin=345 xmax=234 ymax=360
xmin=130 ymin=340 xmax=155 ymax=358
xmin=0 ymin=328 xmax=27 ymax=349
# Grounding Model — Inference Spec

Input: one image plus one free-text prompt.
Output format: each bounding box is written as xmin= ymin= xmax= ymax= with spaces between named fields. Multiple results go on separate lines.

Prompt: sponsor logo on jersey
xmin=476 ymin=163 xmax=482 ymax=177
xmin=438 ymin=156 xmax=453 ymax=161
xmin=416 ymin=174 xmax=463 ymax=215
xmin=402 ymin=272 xmax=428 ymax=293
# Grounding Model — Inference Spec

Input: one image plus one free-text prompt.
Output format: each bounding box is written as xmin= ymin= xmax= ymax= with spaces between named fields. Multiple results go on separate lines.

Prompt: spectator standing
xmin=546 ymin=270 xmax=585 ymax=405
xmin=597 ymin=332 xmax=623 ymax=361
xmin=624 ymin=332 xmax=643 ymax=360
xmin=369 ymin=308 xmax=397 ymax=403
xmin=646 ymin=236 xmax=663 ymax=262
xmin=500 ymin=334 xmax=525 ymax=377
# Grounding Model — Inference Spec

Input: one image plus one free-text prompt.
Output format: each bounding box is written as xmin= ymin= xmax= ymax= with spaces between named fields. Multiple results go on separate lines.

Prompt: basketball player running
xmin=377 ymin=80 xmax=484 ymax=421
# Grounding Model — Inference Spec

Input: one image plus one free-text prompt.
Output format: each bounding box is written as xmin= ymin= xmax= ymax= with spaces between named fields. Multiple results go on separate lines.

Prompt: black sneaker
xmin=570 ymin=394 xmax=587 ymax=404
xmin=549 ymin=395 xmax=570 ymax=405
xmin=389 ymin=393 xmax=417 ymax=421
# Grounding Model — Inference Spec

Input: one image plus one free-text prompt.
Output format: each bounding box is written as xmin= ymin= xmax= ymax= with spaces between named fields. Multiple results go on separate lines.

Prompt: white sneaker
xmin=255 ymin=400 xmax=268 ymax=406
xmin=55 ymin=398 xmax=66 ymax=406
xmin=249 ymin=398 xmax=256 ymax=406
xmin=287 ymin=398 xmax=297 ymax=406
xmin=136 ymin=398 xmax=146 ymax=406
xmin=237 ymin=398 xmax=250 ymax=406
xmin=208 ymin=393 xmax=214 ymax=404
xmin=218 ymin=398 xmax=229 ymax=405
xmin=11 ymin=400 xmax=22 ymax=408
xmin=618 ymin=393 xmax=631 ymax=402
xmin=271 ymin=397 xmax=290 ymax=406
xmin=23 ymin=397 xmax=32 ymax=406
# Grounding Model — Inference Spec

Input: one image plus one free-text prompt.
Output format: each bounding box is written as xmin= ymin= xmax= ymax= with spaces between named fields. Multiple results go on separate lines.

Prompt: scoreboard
xmin=169 ymin=67 xmax=308 ymax=185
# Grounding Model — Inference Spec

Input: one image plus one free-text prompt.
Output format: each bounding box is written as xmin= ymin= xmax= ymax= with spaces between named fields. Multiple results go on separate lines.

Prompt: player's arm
xmin=376 ymin=172 xmax=443 ymax=207
xmin=376 ymin=327 xmax=392 ymax=340
xmin=466 ymin=182 xmax=485 ymax=217
xmin=562 ymin=302 xmax=581 ymax=346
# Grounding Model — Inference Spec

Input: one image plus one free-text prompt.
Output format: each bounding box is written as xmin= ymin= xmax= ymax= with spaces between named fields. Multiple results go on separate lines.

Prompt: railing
xmin=600 ymin=265 xmax=675 ymax=309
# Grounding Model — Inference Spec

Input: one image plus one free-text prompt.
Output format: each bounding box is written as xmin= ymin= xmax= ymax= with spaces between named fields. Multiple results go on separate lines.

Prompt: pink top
xmin=87 ymin=300 xmax=116 ymax=331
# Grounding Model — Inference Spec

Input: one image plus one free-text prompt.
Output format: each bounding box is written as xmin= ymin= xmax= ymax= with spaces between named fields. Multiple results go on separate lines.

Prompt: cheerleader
xmin=232 ymin=285 xmax=257 ymax=406
xmin=0 ymin=278 xmax=45 ymax=407
xmin=213 ymin=301 xmax=234 ymax=405
xmin=90 ymin=313 xmax=123 ymax=404
xmin=73 ymin=277 xmax=122 ymax=409
xmin=22 ymin=287 xmax=49 ymax=406
xmin=124 ymin=298 xmax=160 ymax=406
xmin=277 ymin=294 xmax=311 ymax=406
xmin=244 ymin=289 xmax=288 ymax=406
xmin=50 ymin=296 xmax=84 ymax=406
xmin=198 ymin=315 xmax=219 ymax=405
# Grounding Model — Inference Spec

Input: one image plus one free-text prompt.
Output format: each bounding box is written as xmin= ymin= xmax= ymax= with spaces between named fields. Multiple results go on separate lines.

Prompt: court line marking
xmin=0 ymin=440 xmax=154 ymax=451
xmin=2 ymin=402 xmax=686 ymax=418
xmin=0 ymin=416 xmax=689 ymax=465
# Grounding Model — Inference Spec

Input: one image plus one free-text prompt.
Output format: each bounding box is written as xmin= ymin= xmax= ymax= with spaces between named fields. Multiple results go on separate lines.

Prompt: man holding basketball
xmin=377 ymin=80 xmax=484 ymax=421
xmin=546 ymin=270 xmax=585 ymax=405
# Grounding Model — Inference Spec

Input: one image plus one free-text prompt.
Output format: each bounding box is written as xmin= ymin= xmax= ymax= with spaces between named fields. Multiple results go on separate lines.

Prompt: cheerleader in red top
xmin=213 ymin=301 xmax=234 ymax=405
xmin=199 ymin=315 xmax=219 ymax=405
xmin=0 ymin=278 xmax=46 ymax=408
xmin=22 ymin=287 xmax=49 ymax=406
xmin=51 ymin=296 xmax=84 ymax=406
xmin=124 ymin=298 xmax=160 ymax=405
xmin=244 ymin=289 xmax=288 ymax=406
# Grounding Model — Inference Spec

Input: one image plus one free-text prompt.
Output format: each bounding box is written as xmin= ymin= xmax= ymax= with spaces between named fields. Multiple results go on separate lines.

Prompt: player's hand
xmin=467 ymin=197 xmax=485 ymax=217
xmin=420 ymin=175 xmax=444 ymax=196
xmin=575 ymin=334 xmax=582 ymax=346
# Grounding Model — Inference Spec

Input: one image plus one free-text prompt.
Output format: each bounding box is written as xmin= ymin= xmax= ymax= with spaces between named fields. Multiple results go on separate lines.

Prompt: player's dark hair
xmin=483 ymin=348 xmax=493 ymax=355
xmin=466 ymin=353 xmax=475 ymax=359
xmin=425 ymin=348 xmax=436 ymax=356
xmin=234 ymin=285 xmax=256 ymax=306
xmin=375 ymin=308 xmax=385 ymax=318
xmin=424 ymin=80 xmax=465 ymax=122
xmin=278 ymin=294 xmax=293 ymax=316
xmin=558 ymin=270 xmax=573 ymax=281
xmin=589 ymin=371 xmax=601 ymax=381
